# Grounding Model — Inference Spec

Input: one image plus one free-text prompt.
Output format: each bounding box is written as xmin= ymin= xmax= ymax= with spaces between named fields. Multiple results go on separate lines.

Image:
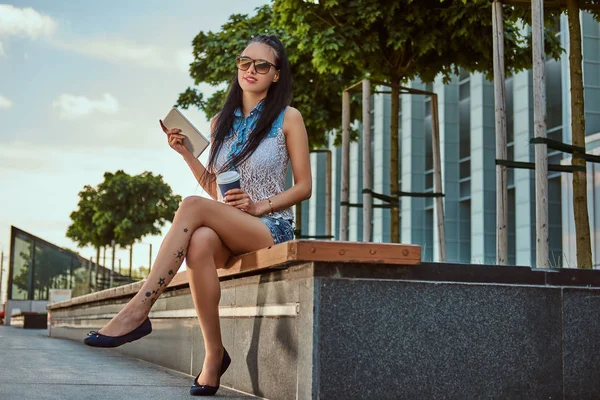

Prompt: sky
xmin=0 ymin=0 xmax=269 ymax=292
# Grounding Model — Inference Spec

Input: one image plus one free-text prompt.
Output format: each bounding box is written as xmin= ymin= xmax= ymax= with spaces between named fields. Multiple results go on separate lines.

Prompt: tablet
xmin=162 ymin=107 xmax=210 ymax=158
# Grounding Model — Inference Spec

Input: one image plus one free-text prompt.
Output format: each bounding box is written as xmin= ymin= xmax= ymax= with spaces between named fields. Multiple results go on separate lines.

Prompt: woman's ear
xmin=273 ymin=71 xmax=280 ymax=83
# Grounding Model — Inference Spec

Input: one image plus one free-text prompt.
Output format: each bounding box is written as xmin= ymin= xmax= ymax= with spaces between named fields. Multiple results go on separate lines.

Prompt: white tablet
xmin=162 ymin=107 xmax=210 ymax=158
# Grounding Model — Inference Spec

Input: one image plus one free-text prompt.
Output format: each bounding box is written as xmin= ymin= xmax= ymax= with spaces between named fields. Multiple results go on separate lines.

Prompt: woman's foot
xmin=98 ymin=306 xmax=148 ymax=337
xmin=84 ymin=318 xmax=152 ymax=348
xmin=195 ymin=347 xmax=226 ymax=387
xmin=190 ymin=347 xmax=231 ymax=396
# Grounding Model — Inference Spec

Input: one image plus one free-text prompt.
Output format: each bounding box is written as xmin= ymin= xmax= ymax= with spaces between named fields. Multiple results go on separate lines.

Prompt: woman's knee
xmin=186 ymin=227 xmax=220 ymax=268
xmin=175 ymin=196 xmax=206 ymax=217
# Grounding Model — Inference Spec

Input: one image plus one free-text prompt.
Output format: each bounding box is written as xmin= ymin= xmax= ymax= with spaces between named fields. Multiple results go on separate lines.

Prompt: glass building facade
xmin=296 ymin=12 xmax=600 ymax=268
xmin=7 ymin=226 xmax=129 ymax=300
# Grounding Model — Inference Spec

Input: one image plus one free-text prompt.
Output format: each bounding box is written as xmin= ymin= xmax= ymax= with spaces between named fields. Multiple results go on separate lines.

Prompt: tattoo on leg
xmin=168 ymin=269 xmax=174 ymax=276
xmin=176 ymin=247 xmax=185 ymax=260
xmin=184 ymin=228 xmax=188 ymax=233
xmin=158 ymin=277 xmax=166 ymax=286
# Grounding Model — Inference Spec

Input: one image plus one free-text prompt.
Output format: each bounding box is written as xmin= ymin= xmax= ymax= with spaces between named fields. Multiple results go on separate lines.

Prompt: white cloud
xmin=54 ymin=38 xmax=167 ymax=69
xmin=0 ymin=4 xmax=57 ymax=39
xmin=53 ymin=93 xmax=119 ymax=119
xmin=52 ymin=37 xmax=192 ymax=72
xmin=0 ymin=95 xmax=12 ymax=109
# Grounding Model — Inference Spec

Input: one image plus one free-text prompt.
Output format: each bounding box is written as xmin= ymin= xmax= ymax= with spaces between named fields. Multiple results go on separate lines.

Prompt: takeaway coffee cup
xmin=216 ymin=170 xmax=241 ymax=197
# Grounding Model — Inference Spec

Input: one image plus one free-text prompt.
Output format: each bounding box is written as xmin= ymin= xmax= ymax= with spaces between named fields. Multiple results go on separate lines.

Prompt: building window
xmin=508 ymin=188 xmax=516 ymax=265
xmin=425 ymin=209 xmax=434 ymax=262
xmin=32 ymin=241 xmax=73 ymax=300
xmin=425 ymin=88 xmax=434 ymax=200
xmin=546 ymin=60 xmax=562 ymax=132
xmin=506 ymin=77 xmax=515 ymax=188
xmin=460 ymin=200 xmax=472 ymax=263
xmin=458 ymin=69 xmax=472 ymax=263
xmin=459 ymin=71 xmax=471 ymax=200
xmin=549 ymin=177 xmax=563 ymax=267
xmin=10 ymin=234 xmax=32 ymax=300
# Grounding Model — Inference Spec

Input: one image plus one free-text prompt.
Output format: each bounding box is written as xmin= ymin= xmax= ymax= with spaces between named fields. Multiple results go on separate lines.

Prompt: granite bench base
xmin=48 ymin=261 xmax=600 ymax=400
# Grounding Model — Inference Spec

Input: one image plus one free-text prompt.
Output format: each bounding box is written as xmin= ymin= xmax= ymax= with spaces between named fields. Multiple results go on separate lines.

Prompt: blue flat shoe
xmin=190 ymin=348 xmax=231 ymax=396
xmin=84 ymin=318 xmax=152 ymax=348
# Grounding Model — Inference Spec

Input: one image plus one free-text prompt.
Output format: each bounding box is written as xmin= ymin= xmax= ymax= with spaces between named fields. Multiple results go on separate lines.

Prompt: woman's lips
xmin=244 ymin=76 xmax=257 ymax=83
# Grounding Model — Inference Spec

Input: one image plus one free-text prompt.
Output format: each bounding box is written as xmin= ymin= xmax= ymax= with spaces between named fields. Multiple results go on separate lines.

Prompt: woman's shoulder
xmin=281 ymin=106 xmax=306 ymax=139
xmin=282 ymin=106 xmax=303 ymax=125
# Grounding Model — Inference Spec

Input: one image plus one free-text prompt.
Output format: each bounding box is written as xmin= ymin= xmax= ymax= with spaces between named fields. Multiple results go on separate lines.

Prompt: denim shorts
xmin=260 ymin=217 xmax=295 ymax=244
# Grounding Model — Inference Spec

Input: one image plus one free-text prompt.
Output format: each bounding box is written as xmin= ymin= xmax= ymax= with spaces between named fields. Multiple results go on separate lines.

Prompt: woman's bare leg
xmin=98 ymin=196 xmax=274 ymax=337
xmin=186 ymin=227 xmax=231 ymax=387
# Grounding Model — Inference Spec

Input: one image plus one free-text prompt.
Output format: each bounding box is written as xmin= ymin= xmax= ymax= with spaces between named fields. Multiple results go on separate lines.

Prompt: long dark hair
xmin=206 ymin=35 xmax=292 ymax=179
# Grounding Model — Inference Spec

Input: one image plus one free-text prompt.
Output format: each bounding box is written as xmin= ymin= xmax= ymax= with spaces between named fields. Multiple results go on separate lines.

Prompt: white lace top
xmin=211 ymin=104 xmax=293 ymax=221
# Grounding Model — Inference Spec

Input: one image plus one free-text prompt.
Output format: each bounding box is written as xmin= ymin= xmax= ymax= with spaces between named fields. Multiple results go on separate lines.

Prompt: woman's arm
xmin=253 ymin=107 xmax=312 ymax=216
xmin=164 ymin=117 xmax=218 ymax=200
xmin=191 ymin=117 xmax=218 ymax=200
xmin=182 ymin=152 xmax=218 ymax=200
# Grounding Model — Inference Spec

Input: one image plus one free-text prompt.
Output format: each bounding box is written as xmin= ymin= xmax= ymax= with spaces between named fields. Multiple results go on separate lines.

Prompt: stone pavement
xmin=0 ymin=325 xmax=258 ymax=400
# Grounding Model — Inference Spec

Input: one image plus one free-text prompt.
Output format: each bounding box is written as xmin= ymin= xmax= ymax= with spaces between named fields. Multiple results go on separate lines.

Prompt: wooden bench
xmin=47 ymin=240 xmax=420 ymax=310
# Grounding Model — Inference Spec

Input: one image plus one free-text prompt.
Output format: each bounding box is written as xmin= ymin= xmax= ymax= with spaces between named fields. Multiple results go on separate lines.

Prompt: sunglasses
xmin=236 ymin=55 xmax=279 ymax=75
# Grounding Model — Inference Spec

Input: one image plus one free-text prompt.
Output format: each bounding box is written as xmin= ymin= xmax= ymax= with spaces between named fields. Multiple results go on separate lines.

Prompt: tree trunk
xmin=390 ymin=75 xmax=401 ymax=243
xmin=340 ymin=91 xmax=351 ymax=241
xmin=532 ymin=0 xmax=549 ymax=268
xmin=102 ymin=246 xmax=107 ymax=289
xmin=493 ymin=0 xmax=508 ymax=265
xmin=129 ymin=244 xmax=133 ymax=280
xmin=95 ymin=247 xmax=100 ymax=290
xmin=567 ymin=0 xmax=593 ymax=269
xmin=362 ymin=79 xmax=373 ymax=242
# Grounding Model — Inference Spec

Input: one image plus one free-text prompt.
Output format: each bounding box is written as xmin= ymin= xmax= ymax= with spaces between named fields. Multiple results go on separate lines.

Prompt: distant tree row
xmin=67 ymin=170 xmax=181 ymax=275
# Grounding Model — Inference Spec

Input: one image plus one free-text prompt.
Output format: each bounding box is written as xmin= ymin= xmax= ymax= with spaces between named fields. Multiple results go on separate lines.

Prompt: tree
xmin=176 ymin=4 xmax=361 ymax=148
xmin=565 ymin=0 xmax=596 ymax=268
xmin=273 ymin=0 xmax=564 ymax=243
xmin=507 ymin=1 xmax=599 ymax=268
xmin=95 ymin=170 xmax=181 ymax=247
xmin=67 ymin=170 xmax=181 ymax=273
xmin=66 ymin=184 xmax=112 ymax=273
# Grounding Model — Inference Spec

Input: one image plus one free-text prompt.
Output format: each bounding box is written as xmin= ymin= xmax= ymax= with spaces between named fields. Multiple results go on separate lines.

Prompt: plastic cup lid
xmin=216 ymin=170 xmax=240 ymax=184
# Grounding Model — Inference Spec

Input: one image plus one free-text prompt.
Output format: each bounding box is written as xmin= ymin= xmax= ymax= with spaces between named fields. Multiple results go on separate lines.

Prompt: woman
xmin=84 ymin=35 xmax=312 ymax=396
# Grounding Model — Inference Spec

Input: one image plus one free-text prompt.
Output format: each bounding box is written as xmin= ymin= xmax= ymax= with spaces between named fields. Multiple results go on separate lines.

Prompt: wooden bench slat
xmin=215 ymin=240 xmax=420 ymax=279
xmin=294 ymin=241 xmax=421 ymax=264
xmin=48 ymin=240 xmax=421 ymax=309
xmin=218 ymin=241 xmax=295 ymax=277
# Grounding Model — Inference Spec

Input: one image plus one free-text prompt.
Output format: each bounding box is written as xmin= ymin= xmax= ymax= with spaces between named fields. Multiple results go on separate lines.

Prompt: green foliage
xmin=176 ymin=5 xmax=362 ymax=148
xmin=272 ymin=0 xmax=564 ymax=83
xmin=96 ymin=170 xmax=182 ymax=246
xmin=67 ymin=170 xmax=181 ymax=250
xmin=176 ymin=1 xmax=569 ymax=150
xmin=66 ymin=185 xmax=113 ymax=249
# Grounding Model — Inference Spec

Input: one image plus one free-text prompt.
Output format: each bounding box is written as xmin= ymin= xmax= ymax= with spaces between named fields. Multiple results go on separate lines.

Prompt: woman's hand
xmin=224 ymin=189 xmax=259 ymax=216
xmin=159 ymin=120 xmax=190 ymax=156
